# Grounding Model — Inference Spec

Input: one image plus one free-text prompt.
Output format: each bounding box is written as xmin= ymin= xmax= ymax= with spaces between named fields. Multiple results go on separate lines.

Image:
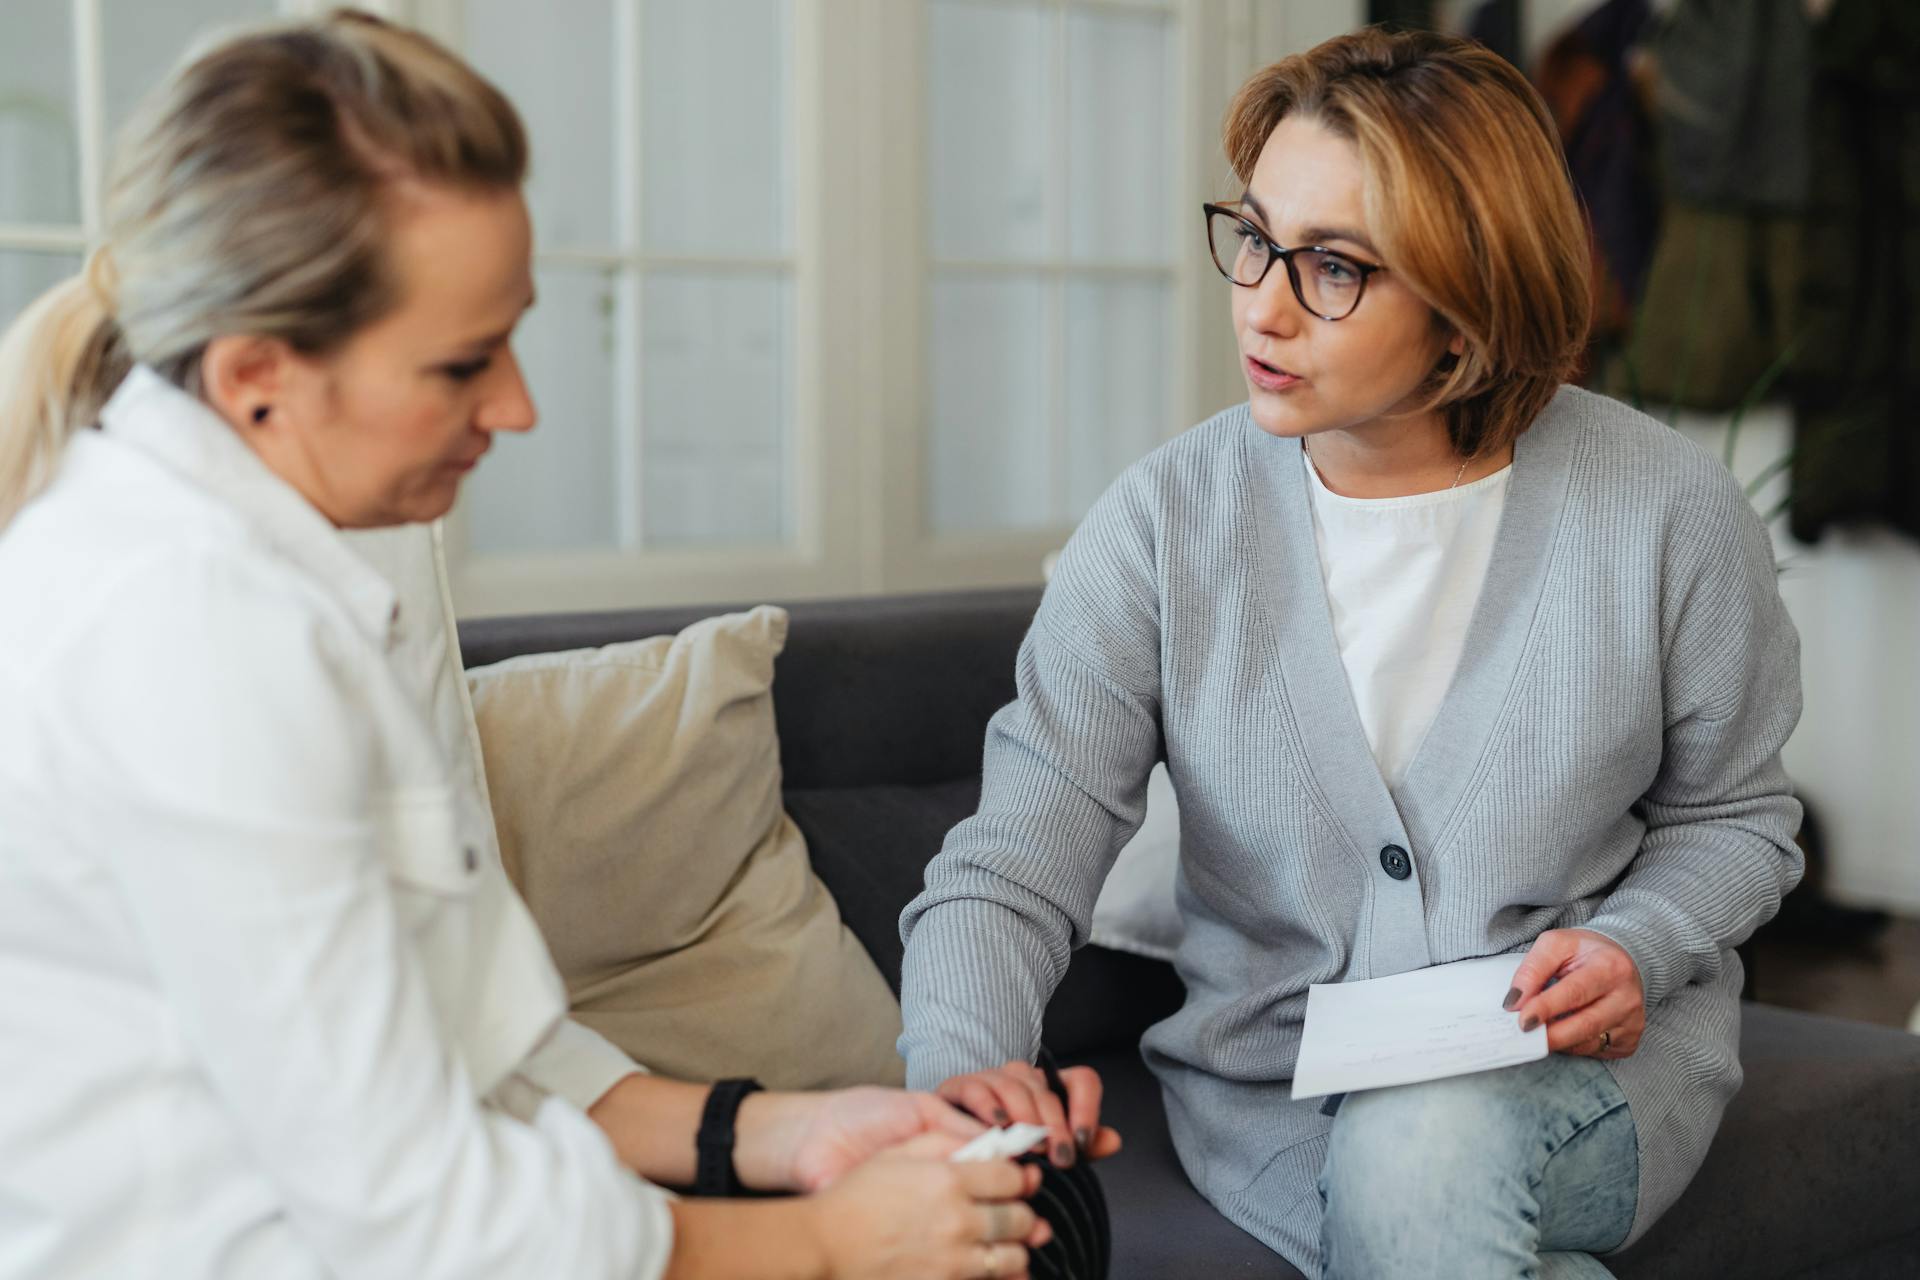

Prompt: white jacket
xmin=0 ymin=367 xmax=673 ymax=1278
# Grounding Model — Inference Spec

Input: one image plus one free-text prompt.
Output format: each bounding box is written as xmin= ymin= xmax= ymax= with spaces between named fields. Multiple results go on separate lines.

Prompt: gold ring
xmin=980 ymin=1243 xmax=1001 ymax=1278
xmin=1599 ymin=1029 xmax=1613 ymax=1051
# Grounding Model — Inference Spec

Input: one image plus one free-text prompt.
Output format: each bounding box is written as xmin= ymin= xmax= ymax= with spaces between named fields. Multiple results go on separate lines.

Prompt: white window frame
xmin=867 ymin=0 xmax=1361 ymax=596
xmin=406 ymin=0 xmax=842 ymax=617
xmin=900 ymin=0 xmax=1189 ymax=590
xmin=434 ymin=0 xmax=1363 ymax=614
xmin=3 ymin=0 xmax=1363 ymax=617
xmin=0 ymin=0 xmax=324 ymax=265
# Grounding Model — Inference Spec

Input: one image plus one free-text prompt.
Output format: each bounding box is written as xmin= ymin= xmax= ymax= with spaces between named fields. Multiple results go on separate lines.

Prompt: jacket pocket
xmin=374 ymin=786 xmax=481 ymax=924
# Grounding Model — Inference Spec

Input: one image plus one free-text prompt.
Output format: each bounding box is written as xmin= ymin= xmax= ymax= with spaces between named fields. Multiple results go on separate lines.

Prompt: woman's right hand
xmin=804 ymin=1133 xmax=1049 ymax=1280
xmin=936 ymin=1061 xmax=1122 ymax=1169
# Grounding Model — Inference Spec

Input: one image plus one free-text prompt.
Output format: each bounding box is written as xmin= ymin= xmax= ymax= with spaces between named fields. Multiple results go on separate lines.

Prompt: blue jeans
xmin=1316 ymin=1053 xmax=1638 ymax=1280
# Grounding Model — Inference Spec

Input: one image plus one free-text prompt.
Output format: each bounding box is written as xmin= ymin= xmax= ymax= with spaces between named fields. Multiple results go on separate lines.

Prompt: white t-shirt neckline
xmin=1301 ymin=445 xmax=1513 ymax=508
xmin=1302 ymin=444 xmax=1513 ymax=787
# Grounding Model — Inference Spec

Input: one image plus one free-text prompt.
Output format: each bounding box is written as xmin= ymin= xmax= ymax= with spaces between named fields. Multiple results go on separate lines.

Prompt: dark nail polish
xmin=1522 ymin=1016 xmax=1540 ymax=1033
xmin=1075 ymin=1127 xmax=1092 ymax=1152
xmin=1502 ymin=987 xmax=1522 ymax=1011
xmin=1054 ymin=1142 xmax=1075 ymax=1167
xmin=993 ymin=1108 xmax=1010 ymax=1125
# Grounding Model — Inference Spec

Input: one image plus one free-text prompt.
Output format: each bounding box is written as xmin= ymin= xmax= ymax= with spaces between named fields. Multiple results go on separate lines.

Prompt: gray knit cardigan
xmin=898 ymin=385 xmax=1804 ymax=1269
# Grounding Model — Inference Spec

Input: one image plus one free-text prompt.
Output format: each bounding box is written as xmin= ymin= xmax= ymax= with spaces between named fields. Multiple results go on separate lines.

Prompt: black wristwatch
xmin=694 ymin=1078 xmax=765 ymax=1197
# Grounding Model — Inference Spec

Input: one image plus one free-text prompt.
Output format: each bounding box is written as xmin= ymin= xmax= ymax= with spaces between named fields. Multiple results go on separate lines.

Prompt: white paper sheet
xmin=1291 ymin=955 xmax=1548 ymax=1101
xmin=950 ymin=1123 xmax=1050 ymax=1163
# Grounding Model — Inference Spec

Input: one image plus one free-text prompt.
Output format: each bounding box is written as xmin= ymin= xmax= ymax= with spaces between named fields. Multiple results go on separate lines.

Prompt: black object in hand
xmin=1017 ymin=1048 xmax=1111 ymax=1280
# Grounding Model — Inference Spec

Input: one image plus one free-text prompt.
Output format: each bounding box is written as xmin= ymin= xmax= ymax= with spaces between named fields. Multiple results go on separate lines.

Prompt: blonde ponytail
xmin=0 ymin=253 xmax=130 ymax=526
xmin=0 ymin=8 xmax=526 ymax=532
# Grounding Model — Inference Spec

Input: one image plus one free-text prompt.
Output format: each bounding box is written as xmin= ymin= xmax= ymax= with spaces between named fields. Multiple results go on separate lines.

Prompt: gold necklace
xmin=1303 ymin=436 xmax=1472 ymax=490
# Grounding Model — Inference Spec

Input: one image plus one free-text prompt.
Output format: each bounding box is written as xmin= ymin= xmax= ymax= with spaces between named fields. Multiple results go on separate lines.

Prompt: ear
xmin=1446 ymin=330 xmax=1466 ymax=358
xmin=200 ymin=335 xmax=299 ymax=431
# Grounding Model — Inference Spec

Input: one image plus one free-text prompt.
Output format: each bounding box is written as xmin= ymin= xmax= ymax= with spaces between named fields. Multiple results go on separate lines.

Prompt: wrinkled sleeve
xmin=509 ymin=1019 xmax=648 ymax=1114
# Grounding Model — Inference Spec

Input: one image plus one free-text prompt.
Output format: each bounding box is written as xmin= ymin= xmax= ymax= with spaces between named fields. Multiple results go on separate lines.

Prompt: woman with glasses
xmin=898 ymin=26 xmax=1801 ymax=1279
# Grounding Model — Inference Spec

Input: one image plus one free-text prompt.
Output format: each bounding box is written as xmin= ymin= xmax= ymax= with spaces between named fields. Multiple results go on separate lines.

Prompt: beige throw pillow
xmin=467 ymin=606 xmax=905 ymax=1090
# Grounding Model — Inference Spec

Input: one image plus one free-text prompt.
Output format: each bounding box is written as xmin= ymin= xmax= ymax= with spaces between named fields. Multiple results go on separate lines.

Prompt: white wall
xmin=1675 ymin=406 xmax=1920 ymax=915
xmin=1782 ymin=528 xmax=1920 ymax=913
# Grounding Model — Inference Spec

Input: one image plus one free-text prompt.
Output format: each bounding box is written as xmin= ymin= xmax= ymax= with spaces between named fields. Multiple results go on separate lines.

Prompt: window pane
xmin=101 ymin=0 xmax=279 ymax=153
xmin=929 ymin=273 xmax=1050 ymax=533
xmin=642 ymin=0 xmax=791 ymax=258
xmin=1065 ymin=279 xmax=1169 ymax=518
xmin=461 ymin=0 xmax=618 ymax=250
xmin=0 ymin=0 xmax=82 ymax=224
xmin=928 ymin=0 xmax=1049 ymax=261
xmin=1067 ymin=8 xmax=1174 ymax=264
xmin=640 ymin=270 xmax=789 ymax=548
xmin=461 ymin=264 xmax=619 ymax=555
xmin=0 ymin=249 xmax=82 ymax=335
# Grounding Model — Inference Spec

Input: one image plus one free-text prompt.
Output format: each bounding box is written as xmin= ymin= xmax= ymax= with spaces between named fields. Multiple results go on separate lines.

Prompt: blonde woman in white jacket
xmin=0 ymin=12 xmax=1052 ymax=1280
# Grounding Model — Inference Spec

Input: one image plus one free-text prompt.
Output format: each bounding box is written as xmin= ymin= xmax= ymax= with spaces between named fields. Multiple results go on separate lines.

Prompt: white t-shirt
xmin=1303 ymin=444 xmax=1512 ymax=787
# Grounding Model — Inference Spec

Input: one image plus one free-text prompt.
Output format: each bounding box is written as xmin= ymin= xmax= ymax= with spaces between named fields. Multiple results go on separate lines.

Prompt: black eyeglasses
xmin=1202 ymin=202 xmax=1385 ymax=321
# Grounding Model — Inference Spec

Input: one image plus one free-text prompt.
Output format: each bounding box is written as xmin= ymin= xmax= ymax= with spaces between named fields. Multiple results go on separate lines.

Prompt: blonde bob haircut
xmin=1223 ymin=26 xmax=1591 ymax=457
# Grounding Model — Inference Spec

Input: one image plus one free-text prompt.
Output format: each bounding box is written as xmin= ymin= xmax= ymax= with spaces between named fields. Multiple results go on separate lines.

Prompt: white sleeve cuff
xmin=519 ymin=1018 xmax=647 ymax=1112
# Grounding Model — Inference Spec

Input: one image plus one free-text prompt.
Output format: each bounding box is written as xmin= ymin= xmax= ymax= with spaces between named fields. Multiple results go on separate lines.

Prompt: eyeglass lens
xmin=1207 ymin=209 xmax=1366 ymax=320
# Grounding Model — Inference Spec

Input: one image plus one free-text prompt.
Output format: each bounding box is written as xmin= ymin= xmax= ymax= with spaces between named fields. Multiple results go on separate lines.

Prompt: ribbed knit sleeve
xmin=1581 ymin=464 xmax=1805 ymax=1009
xmin=898 ymin=471 xmax=1165 ymax=1090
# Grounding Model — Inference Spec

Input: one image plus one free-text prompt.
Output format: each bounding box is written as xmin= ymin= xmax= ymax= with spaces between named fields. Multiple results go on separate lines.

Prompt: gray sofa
xmin=461 ymin=587 xmax=1920 ymax=1279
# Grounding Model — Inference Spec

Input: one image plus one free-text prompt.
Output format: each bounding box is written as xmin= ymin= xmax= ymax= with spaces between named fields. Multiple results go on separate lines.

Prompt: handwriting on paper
xmin=1291 ymin=954 xmax=1548 ymax=1101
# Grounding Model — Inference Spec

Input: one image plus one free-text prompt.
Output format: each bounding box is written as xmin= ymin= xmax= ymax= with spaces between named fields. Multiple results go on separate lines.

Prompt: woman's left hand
xmin=759 ymin=1087 xmax=986 ymax=1193
xmin=1505 ymin=929 xmax=1646 ymax=1059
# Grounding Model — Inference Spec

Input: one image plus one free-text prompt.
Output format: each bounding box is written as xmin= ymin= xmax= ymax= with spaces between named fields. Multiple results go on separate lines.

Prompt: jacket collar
xmin=98 ymin=365 xmax=401 ymax=648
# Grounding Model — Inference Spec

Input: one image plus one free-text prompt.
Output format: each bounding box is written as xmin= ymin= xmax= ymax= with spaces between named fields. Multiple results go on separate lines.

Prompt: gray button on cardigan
xmin=899 ymin=386 xmax=1804 ymax=1271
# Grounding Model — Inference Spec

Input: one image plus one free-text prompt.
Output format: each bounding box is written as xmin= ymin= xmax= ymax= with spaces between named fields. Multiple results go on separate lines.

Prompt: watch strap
xmin=694 ymin=1077 xmax=764 ymax=1197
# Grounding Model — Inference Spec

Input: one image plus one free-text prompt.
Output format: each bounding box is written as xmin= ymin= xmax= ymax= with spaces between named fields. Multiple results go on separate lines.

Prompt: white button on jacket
xmin=0 ymin=367 xmax=673 ymax=1279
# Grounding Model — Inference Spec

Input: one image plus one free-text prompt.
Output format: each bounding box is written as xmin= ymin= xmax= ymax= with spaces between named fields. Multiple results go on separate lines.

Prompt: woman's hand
xmin=805 ymin=1132 xmax=1049 ymax=1280
xmin=588 ymin=1077 xmax=983 ymax=1194
xmin=754 ymin=1086 xmax=985 ymax=1193
xmin=1505 ymin=928 xmax=1646 ymax=1059
xmin=936 ymin=1061 xmax=1123 ymax=1168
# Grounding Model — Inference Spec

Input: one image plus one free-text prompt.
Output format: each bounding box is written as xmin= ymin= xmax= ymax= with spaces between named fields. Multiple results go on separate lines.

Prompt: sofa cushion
xmin=1090 ymin=762 xmax=1185 ymax=961
xmin=784 ymin=780 xmax=982 ymax=988
xmin=1611 ymin=1003 xmax=1920 ymax=1278
xmin=467 ymin=608 xmax=905 ymax=1089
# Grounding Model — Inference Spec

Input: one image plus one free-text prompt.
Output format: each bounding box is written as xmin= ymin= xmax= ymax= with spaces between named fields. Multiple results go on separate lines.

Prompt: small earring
xmin=251 ymin=405 xmax=270 ymax=424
